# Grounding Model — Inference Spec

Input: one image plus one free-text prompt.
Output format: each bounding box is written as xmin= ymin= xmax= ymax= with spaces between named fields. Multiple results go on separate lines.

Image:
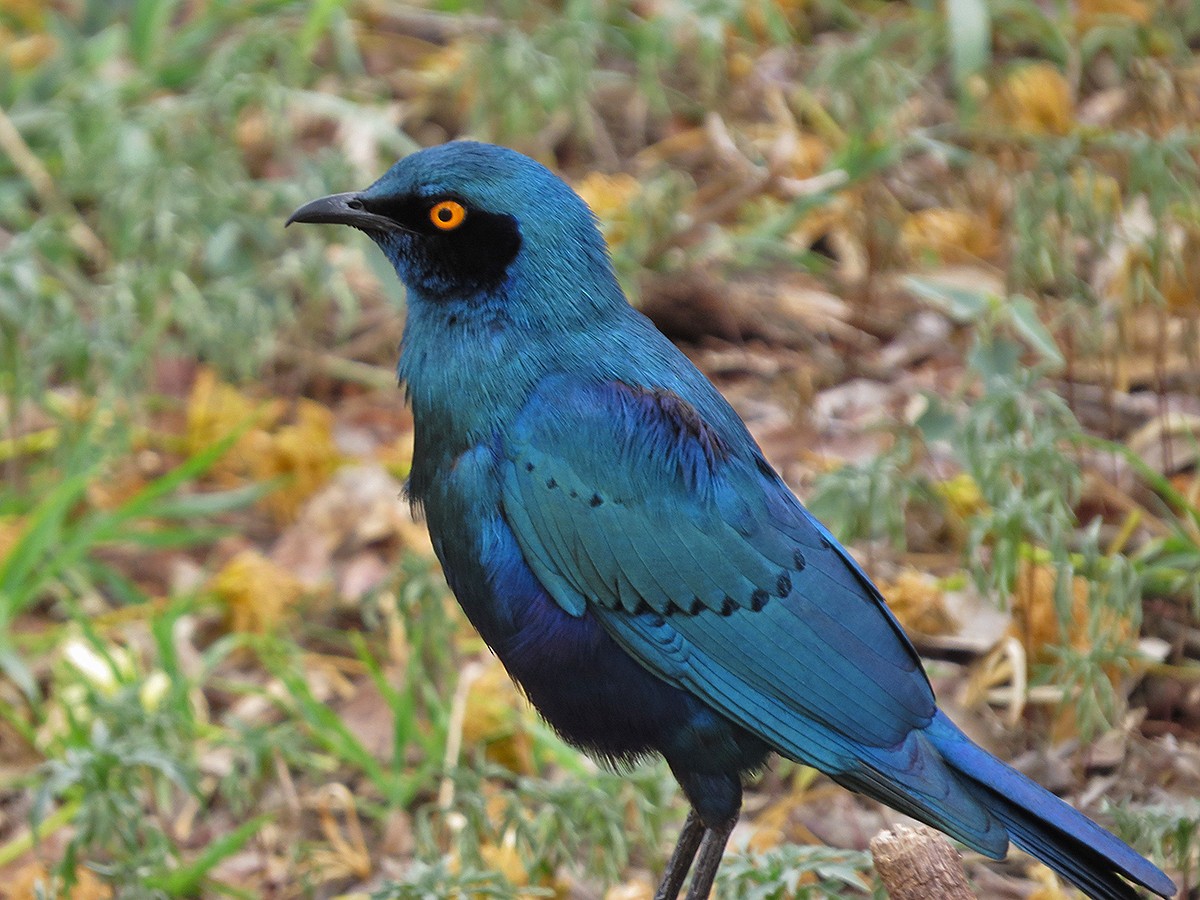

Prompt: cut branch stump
xmin=870 ymin=823 xmax=977 ymax=900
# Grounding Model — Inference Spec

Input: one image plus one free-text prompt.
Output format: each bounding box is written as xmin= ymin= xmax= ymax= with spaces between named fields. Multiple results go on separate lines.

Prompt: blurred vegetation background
xmin=1 ymin=0 xmax=1199 ymax=897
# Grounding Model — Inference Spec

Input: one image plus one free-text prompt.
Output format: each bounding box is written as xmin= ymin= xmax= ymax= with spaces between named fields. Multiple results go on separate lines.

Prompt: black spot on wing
xmin=750 ymin=589 xmax=770 ymax=611
xmin=775 ymin=572 xmax=792 ymax=598
xmin=590 ymin=493 xmax=604 ymax=508
xmin=794 ymin=550 xmax=808 ymax=571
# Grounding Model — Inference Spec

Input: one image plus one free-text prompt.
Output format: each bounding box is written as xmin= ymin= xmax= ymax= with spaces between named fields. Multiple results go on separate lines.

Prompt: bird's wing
xmin=500 ymin=374 xmax=939 ymax=762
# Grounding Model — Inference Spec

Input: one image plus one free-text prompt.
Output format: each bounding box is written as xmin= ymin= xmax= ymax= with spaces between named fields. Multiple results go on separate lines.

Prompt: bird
xmin=287 ymin=140 xmax=1176 ymax=900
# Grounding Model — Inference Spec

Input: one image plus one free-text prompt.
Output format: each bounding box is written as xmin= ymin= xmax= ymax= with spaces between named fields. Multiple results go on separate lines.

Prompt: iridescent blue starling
xmin=288 ymin=142 xmax=1175 ymax=900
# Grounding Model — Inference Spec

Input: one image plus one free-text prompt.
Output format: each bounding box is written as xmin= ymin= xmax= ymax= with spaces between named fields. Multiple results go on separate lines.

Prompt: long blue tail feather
xmin=929 ymin=713 xmax=1176 ymax=899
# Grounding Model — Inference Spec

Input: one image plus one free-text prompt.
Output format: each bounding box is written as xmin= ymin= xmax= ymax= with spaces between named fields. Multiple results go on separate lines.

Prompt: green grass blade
xmin=143 ymin=812 xmax=272 ymax=894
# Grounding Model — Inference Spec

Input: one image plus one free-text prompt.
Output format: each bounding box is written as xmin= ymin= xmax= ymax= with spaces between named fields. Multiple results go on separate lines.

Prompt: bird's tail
xmin=927 ymin=712 xmax=1176 ymax=900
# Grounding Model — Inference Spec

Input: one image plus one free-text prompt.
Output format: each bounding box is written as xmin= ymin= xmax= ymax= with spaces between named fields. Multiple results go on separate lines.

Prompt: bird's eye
xmin=429 ymin=200 xmax=467 ymax=231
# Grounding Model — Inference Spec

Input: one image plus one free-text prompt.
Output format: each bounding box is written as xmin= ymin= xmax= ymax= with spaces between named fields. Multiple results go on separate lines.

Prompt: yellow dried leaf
xmin=773 ymin=0 xmax=812 ymax=16
xmin=212 ymin=549 xmax=305 ymax=633
xmin=1010 ymin=562 xmax=1088 ymax=662
xmin=185 ymin=366 xmax=282 ymax=483
xmin=1077 ymin=0 xmax=1152 ymax=30
xmin=934 ymin=473 xmax=988 ymax=523
xmin=2 ymin=31 xmax=56 ymax=70
xmin=576 ymin=172 xmax=639 ymax=219
xmin=606 ymin=877 xmax=657 ymax=900
xmin=879 ymin=569 xmax=957 ymax=637
xmin=575 ymin=172 xmax=640 ymax=250
xmin=186 ymin=369 xmax=341 ymax=522
xmin=1009 ymin=561 xmax=1135 ymax=738
xmin=186 ymin=367 xmax=271 ymax=451
xmin=901 ymin=208 xmax=998 ymax=263
xmin=745 ymin=124 xmax=829 ymax=180
xmin=747 ymin=799 xmax=789 ymax=852
xmin=1070 ymin=168 xmax=1122 ymax=220
xmin=417 ymin=36 xmax=469 ymax=79
xmin=0 ymin=514 xmax=22 ymax=562
xmin=478 ymin=833 xmax=531 ymax=888
xmin=250 ymin=400 xmax=340 ymax=524
xmin=1027 ymin=863 xmax=1074 ymax=899
xmin=727 ymin=50 xmax=756 ymax=80
xmin=9 ymin=863 xmax=112 ymax=900
xmin=992 ymin=64 xmax=1074 ymax=136
xmin=1161 ymin=224 xmax=1200 ymax=314
xmin=0 ymin=0 xmax=46 ymax=29
xmin=462 ymin=659 xmax=535 ymax=774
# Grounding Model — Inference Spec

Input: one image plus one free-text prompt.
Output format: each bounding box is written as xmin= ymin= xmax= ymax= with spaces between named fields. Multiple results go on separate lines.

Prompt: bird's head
xmin=287 ymin=142 xmax=622 ymax=315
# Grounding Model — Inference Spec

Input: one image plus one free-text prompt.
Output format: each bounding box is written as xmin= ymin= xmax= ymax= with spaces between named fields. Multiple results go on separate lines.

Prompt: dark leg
xmin=684 ymin=813 xmax=737 ymax=900
xmin=654 ymin=809 xmax=706 ymax=900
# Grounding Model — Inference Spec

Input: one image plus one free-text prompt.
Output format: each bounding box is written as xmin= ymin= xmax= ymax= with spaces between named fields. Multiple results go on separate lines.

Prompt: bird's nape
xmin=287 ymin=141 xmax=1176 ymax=900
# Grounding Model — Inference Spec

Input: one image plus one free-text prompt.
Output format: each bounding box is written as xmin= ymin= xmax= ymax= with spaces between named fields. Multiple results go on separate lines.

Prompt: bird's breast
xmin=418 ymin=442 xmax=755 ymax=767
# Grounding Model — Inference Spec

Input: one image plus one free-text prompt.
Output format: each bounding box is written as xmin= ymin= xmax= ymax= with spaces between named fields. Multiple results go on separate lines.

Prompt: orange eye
xmin=429 ymin=200 xmax=467 ymax=231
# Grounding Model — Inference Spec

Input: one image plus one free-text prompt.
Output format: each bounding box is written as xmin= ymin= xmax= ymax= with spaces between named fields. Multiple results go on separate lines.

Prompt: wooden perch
xmin=870 ymin=824 xmax=977 ymax=900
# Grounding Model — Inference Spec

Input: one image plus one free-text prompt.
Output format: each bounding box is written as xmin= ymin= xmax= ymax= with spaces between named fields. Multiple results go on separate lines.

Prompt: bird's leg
xmin=653 ymin=809 xmax=706 ymax=900
xmin=683 ymin=812 xmax=737 ymax=900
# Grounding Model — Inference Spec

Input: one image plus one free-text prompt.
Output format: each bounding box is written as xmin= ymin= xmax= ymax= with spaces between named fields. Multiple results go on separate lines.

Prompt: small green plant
xmin=371 ymin=860 xmax=537 ymax=899
xmin=807 ymin=431 xmax=930 ymax=549
xmin=411 ymin=753 xmax=678 ymax=891
xmin=258 ymin=556 xmax=461 ymax=808
xmin=0 ymin=431 xmax=264 ymax=696
xmin=811 ymin=280 xmax=1156 ymax=737
xmin=1032 ymin=527 xmax=1145 ymax=741
xmin=1108 ymin=799 xmax=1200 ymax=893
xmin=32 ymin=636 xmax=196 ymax=892
xmin=716 ymin=843 xmax=883 ymax=898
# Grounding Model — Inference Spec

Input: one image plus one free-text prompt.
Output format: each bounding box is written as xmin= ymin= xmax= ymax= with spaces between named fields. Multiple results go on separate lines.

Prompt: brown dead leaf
xmin=901 ymin=208 xmax=998 ymax=264
xmin=478 ymin=832 xmax=530 ymax=889
xmin=0 ymin=514 xmax=22 ymax=563
xmin=306 ymin=783 xmax=373 ymax=883
xmin=1098 ymin=202 xmax=1200 ymax=319
xmin=211 ymin=549 xmax=306 ymax=633
xmin=878 ymin=569 xmax=958 ymax=636
xmin=271 ymin=464 xmax=429 ymax=590
xmin=1127 ymin=412 xmax=1200 ymax=476
xmin=991 ymin=64 xmax=1074 ymax=136
xmin=336 ymin=678 xmax=398 ymax=761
